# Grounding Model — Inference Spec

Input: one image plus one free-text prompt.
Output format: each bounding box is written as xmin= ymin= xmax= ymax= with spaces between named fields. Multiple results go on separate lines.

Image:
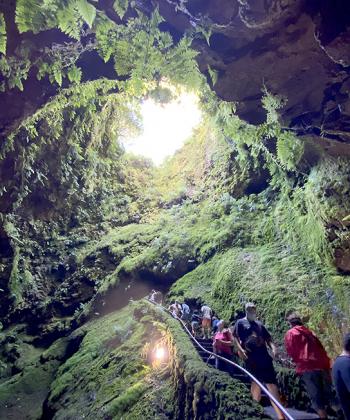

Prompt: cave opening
xmin=1 ymin=1 xmax=350 ymax=419
xmin=122 ymin=86 xmax=202 ymax=165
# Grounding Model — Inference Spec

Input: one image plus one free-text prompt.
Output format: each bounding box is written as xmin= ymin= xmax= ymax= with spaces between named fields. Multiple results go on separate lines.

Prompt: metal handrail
xmin=146 ymin=298 xmax=294 ymax=420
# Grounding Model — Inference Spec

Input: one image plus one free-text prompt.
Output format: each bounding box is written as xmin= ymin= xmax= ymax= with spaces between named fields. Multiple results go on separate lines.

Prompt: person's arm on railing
xmin=267 ymin=339 xmax=278 ymax=358
xmin=234 ymin=336 xmax=248 ymax=360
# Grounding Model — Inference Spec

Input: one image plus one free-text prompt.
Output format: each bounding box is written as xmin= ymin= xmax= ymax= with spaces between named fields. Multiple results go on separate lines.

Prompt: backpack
xmin=244 ymin=322 xmax=266 ymax=352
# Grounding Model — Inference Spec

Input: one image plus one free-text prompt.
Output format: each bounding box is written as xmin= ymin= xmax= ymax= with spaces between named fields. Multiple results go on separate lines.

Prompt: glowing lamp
xmin=155 ymin=346 xmax=166 ymax=361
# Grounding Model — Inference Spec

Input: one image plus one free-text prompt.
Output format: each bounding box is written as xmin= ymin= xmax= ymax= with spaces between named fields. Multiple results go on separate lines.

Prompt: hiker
xmin=168 ymin=301 xmax=182 ymax=318
xmin=213 ymin=320 xmax=235 ymax=375
xmin=235 ymin=302 xmax=286 ymax=420
xmin=212 ymin=315 xmax=220 ymax=333
xmin=201 ymin=304 xmax=212 ymax=339
xmin=150 ymin=290 xmax=162 ymax=304
xmin=181 ymin=302 xmax=191 ymax=323
xmin=154 ymin=290 xmax=163 ymax=304
xmin=284 ymin=312 xmax=340 ymax=419
xmin=191 ymin=309 xmax=201 ymax=337
xmin=332 ymin=332 xmax=350 ymax=419
xmin=149 ymin=289 xmax=156 ymax=301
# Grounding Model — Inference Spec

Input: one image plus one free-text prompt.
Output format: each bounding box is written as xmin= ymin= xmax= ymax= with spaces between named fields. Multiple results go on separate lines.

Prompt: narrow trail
xmin=147 ymin=299 xmax=320 ymax=420
xmin=194 ymin=337 xmax=318 ymax=420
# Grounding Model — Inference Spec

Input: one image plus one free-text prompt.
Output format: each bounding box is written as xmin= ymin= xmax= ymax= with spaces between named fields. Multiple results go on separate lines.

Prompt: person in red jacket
xmin=284 ymin=313 xmax=340 ymax=419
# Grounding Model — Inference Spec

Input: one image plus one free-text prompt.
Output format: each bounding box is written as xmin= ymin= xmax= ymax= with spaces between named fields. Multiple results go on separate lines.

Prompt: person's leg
xmin=320 ymin=370 xmax=341 ymax=414
xmin=251 ymin=381 xmax=261 ymax=402
xmin=206 ymin=324 xmax=211 ymax=339
xmin=302 ymin=371 xmax=328 ymax=419
xmin=219 ymin=353 xmax=234 ymax=375
xmin=203 ymin=319 xmax=211 ymax=338
xmin=266 ymin=383 xmax=286 ymax=420
xmin=201 ymin=320 xmax=206 ymax=338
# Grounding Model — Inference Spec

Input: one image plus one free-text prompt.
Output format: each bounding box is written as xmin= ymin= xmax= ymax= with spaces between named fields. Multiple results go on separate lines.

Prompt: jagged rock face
xmin=157 ymin=0 xmax=350 ymax=143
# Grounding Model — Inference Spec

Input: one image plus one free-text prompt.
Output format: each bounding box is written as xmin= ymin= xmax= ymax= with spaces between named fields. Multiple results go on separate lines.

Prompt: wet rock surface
xmin=157 ymin=0 xmax=350 ymax=146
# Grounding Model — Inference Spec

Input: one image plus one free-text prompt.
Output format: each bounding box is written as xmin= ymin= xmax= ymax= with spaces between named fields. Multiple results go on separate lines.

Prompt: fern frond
xmin=15 ymin=0 xmax=57 ymax=33
xmin=75 ymin=0 xmax=96 ymax=28
xmin=67 ymin=65 xmax=82 ymax=83
xmin=0 ymin=13 xmax=6 ymax=55
xmin=276 ymin=131 xmax=304 ymax=171
xmin=113 ymin=0 xmax=129 ymax=19
xmin=57 ymin=2 xmax=82 ymax=40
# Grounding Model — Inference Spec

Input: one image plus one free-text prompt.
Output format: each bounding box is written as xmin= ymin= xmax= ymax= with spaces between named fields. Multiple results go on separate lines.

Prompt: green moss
xmin=169 ymin=241 xmax=337 ymax=352
xmin=44 ymin=301 xmax=266 ymax=419
xmin=0 ymin=335 xmax=68 ymax=420
xmin=108 ymin=381 xmax=149 ymax=417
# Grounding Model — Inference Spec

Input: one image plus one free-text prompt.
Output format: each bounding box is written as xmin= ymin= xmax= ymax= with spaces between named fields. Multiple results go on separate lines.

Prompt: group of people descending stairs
xmin=166 ymin=299 xmax=350 ymax=420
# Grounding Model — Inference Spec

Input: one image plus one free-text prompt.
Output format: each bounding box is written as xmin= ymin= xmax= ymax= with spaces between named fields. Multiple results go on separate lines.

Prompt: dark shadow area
xmin=92 ymin=270 xmax=174 ymax=317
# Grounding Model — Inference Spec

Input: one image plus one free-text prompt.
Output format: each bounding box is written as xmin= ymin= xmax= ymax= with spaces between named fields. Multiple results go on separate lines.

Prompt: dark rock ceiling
xmin=157 ymin=0 xmax=350 ymax=146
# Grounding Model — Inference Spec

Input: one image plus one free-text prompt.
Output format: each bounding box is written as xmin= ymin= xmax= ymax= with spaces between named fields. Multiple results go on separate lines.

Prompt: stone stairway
xmin=145 ymin=299 xmax=320 ymax=420
xmin=193 ymin=338 xmax=319 ymax=420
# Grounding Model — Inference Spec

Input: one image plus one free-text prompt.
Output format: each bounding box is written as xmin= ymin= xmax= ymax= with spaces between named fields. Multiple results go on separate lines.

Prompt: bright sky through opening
xmin=123 ymin=92 xmax=202 ymax=165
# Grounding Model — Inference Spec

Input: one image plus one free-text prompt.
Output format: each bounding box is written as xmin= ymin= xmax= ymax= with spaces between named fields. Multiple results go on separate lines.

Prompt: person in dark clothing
xmin=234 ymin=302 xmax=285 ymax=420
xmin=285 ymin=313 xmax=340 ymax=419
xmin=191 ymin=310 xmax=201 ymax=337
xmin=332 ymin=333 xmax=350 ymax=420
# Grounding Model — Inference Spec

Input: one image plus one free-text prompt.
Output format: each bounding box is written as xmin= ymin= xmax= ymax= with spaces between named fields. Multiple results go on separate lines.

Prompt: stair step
xmin=263 ymin=406 xmax=319 ymax=419
xmin=196 ymin=337 xmax=212 ymax=341
xmin=195 ymin=346 xmax=212 ymax=352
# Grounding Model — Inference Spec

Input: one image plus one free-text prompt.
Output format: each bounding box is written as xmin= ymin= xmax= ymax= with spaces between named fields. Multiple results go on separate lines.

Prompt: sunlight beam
xmin=123 ymin=92 xmax=202 ymax=165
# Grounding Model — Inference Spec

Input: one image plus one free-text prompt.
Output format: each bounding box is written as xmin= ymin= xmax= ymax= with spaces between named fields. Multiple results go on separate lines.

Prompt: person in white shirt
xmin=201 ymin=304 xmax=212 ymax=339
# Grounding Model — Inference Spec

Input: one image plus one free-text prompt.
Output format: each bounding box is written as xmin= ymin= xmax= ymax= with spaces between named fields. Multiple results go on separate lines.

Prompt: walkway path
xmin=147 ymin=299 xmax=319 ymax=419
xmin=193 ymin=340 xmax=319 ymax=420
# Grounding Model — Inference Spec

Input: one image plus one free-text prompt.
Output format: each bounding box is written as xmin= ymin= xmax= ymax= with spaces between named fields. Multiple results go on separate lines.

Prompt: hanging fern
xmin=0 ymin=55 xmax=31 ymax=91
xmin=75 ymin=0 xmax=96 ymax=28
xmin=57 ymin=2 xmax=83 ymax=40
xmin=67 ymin=64 xmax=82 ymax=83
xmin=0 ymin=13 xmax=6 ymax=55
xmin=15 ymin=0 xmax=57 ymax=33
xmin=276 ymin=131 xmax=304 ymax=171
xmin=208 ymin=65 xmax=218 ymax=86
xmin=113 ymin=0 xmax=129 ymax=19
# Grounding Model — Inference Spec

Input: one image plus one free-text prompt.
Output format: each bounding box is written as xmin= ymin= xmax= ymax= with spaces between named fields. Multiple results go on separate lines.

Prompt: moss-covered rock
xmin=0 ymin=332 xmax=71 ymax=420
xmin=41 ymin=301 xmax=266 ymax=419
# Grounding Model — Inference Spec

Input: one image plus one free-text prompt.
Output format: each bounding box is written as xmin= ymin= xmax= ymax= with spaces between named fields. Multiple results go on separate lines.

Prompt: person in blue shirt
xmin=332 ymin=333 xmax=350 ymax=420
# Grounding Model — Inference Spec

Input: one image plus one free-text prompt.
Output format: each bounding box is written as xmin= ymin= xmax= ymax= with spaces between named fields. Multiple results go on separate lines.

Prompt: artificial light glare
xmin=155 ymin=346 xmax=166 ymax=361
xmin=123 ymin=92 xmax=202 ymax=165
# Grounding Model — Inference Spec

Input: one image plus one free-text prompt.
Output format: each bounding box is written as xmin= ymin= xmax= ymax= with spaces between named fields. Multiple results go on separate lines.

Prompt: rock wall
xmin=157 ymin=0 xmax=350 ymax=146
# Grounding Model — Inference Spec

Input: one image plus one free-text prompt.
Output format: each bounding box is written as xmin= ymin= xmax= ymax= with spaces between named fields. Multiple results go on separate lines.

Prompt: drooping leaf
xmin=75 ymin=0 xmax=96 ymax=28
xmin=67 ymin=65 xmax=82 ymax=84
xmin=0 ymin=13 xmax=6 ymax=55
xmin=52 ymin=63 xmax=63 ymax=86
xmin=57 ymin=3 xmax=81 ymax=40
xmin=208 ymin=65 xmax=218 ymax=86
xmin=113 ymin=0 xmax=129 ymax=19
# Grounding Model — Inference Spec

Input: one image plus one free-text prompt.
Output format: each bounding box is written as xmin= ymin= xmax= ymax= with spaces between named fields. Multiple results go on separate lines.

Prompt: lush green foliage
xmin=0 ymin=13 xmax=6 ymax=55
xmin=1 ymin=3 xmax=350 ymax=419
xmin=15 ymin=0 xmax=96 ymax=36
xmin=3 ymin=1 xmax=203 ymax=95
xmin=167 ymin=158 xmax=350 ymax=353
